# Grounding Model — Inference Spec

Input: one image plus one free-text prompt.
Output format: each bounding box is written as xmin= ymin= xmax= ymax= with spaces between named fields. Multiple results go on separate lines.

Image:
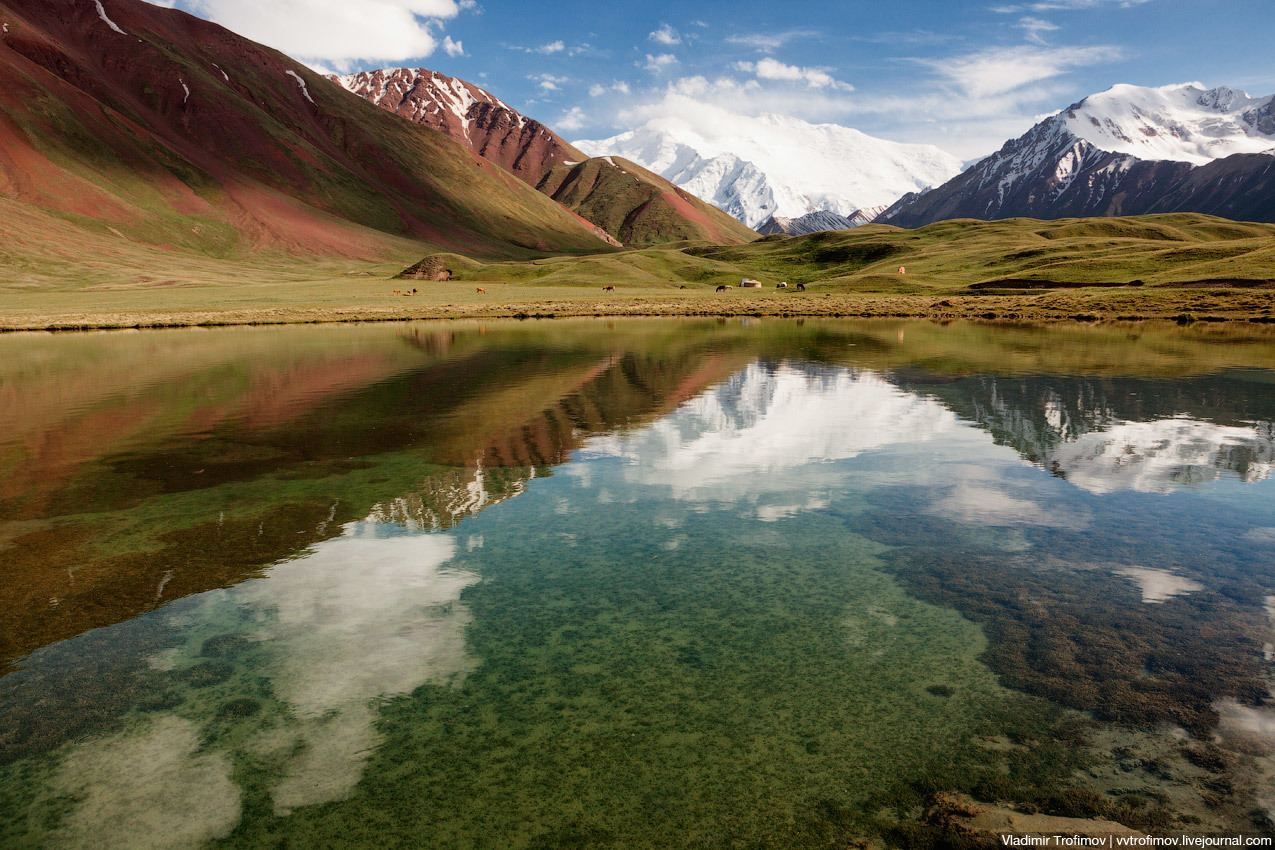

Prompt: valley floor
xmin=1 ymin=282 xmax=1272 ymax=332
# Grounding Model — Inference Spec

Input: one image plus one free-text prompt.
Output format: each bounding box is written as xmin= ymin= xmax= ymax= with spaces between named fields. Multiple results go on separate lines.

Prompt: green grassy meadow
xmin=2 ymin=213 xmax=1273 ymax=329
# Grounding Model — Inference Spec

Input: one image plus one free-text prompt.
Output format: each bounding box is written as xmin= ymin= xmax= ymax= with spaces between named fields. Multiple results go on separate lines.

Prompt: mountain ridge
xmin=333 ymin=66 xmax=755 ymax=246
xmin=0 ymin=0 xmax=615 ymax=266
xmin=882 ymin=82 xmax=1275 ymax=227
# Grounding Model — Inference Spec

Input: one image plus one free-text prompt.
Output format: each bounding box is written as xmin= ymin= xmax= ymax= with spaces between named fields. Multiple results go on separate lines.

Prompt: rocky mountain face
xmin=0 ymin=0 xmax=612 ymax=261
xmin=335 ymin=67 xmax=755 ymax=246
xmin=755 ymin=206 xmax=886 ymax=236
xmin=331 ymin=68 xmax=584 ymax=186
xmin=882 ymin=83 xmax=1275 ymax=227
xmin=575 ymin=116 xmax=961 ymax=231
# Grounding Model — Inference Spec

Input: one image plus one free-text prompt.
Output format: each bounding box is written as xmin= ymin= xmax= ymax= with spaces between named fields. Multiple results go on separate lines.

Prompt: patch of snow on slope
xmin=94 ymin=0 xmax=128 ymax=35
xmin=180 ymin=78 xmax=190 ymax=104
xmin=576 ymin=114 xmax=961 ymax=229
xmin=286 ymin=70 xmax=315 ymax=105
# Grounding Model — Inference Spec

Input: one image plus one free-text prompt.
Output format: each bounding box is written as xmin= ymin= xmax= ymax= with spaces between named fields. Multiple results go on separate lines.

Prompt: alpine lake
xmin=2 ymin=317 xmax=1274 ymax=849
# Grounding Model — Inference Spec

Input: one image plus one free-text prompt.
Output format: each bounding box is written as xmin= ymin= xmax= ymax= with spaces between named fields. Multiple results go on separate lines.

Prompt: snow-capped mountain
xmin=331 ymin=67 xmax=583 ymax=185
xmin=331 ymin=68 xmax=754 ymax=245
xmin=574 ymin=115 xmax=962 ymax=230
xmin=882 ymin=82 xmax=1275 ymax=227
xmin=755 ymin=206 xmax=887 ymax=237
xmin=1062 ymin=83 xmax=1275 ymax=165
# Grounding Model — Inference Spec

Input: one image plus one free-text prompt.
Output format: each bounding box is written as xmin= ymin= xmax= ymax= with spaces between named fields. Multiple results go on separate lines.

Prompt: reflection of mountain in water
xmin=893 ymin=374 xmax=1275 ymax=492
xmin=0 ymin=332 xmax=748 ymax=670
xmin=591 ymin=362 xmax=958 ymax=504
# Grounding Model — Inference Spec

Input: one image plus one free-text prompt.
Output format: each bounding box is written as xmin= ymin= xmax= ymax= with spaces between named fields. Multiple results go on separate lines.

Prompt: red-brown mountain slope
xmin=333 ymin=68 xmax=586 ymax=186
xmin=333 ymin=67 xmax=757 ymax=246
xmin=0 ymin=0 xmax=612 ymax=266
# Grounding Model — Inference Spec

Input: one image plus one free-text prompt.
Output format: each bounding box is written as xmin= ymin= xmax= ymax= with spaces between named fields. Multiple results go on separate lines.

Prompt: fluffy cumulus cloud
xmin=642 ymin=53 xmax=680 ymax=73
xmin=557 ymin=106 xmax=587 ymax=131
xmin=589 ymin=81 xmax=631 ymax=97
xmin=182 ymin=0 xmax=464 ymax=70
xmin=649 ymin=24 xmax=681 ymax=46
xmin=733 ymin=58 xmax=852 ymax=90
xmin=530 ymin=73 xmax=569 ymax=92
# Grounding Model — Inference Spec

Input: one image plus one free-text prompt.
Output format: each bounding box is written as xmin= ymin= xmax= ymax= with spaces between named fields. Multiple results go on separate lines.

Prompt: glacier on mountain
xmin=574 ymin=114 xmax=962 ymax=229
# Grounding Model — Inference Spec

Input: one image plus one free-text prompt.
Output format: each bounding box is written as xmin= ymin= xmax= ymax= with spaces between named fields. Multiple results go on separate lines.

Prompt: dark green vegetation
xmin=2 ymin=320 xmax=1274 ymax=846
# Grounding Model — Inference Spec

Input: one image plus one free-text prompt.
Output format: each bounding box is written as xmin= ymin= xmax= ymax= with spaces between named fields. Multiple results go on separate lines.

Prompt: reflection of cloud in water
xmin=1113 ymin=566 xmax=1204 ymax=604
xmin=55 ymin=528 xmax=476 ymax=831
xmin=1216 ymin=698 xmax=1275 ymax=821
xmin=1045 ymin=418 xmax=1275 ymax=495
xmin=587 ymin=364 xmax=959 ymax=506
xmin=925 ymin=464 xmax=1089 ymax=530
xmin=52 ymin=715 xmax=241 ymax=850
xmin=232 ymin=530 xmax=476 ymax=811
xmin=928 ymin=483 xmax=1053 ymax=528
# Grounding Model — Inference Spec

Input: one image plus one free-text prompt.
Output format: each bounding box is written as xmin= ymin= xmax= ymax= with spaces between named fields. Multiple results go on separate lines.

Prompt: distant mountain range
xmin=882 ymin=83 xmax=1275 ymax=227
xmin=0 ymin=0 xmax=616 ymax=260
xmin=574 ymin=117 xmax=962 ymax=232
xmin=333 ymin=68 xmax=755 ymax=246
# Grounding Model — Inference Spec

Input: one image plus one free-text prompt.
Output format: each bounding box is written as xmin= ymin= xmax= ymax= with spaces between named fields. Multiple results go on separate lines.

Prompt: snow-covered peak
xmin=1062 ymin=82 xmax=1275 ymax=166
xmin=332 ymin=68 xmax=520 ymax=141
xmin=574 ymin=115 xmax=962 ymax=229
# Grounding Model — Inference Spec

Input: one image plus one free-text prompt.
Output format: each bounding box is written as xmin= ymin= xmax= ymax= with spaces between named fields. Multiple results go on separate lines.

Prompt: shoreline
xmin=4 ymin=291 xmax=1274 ymax=333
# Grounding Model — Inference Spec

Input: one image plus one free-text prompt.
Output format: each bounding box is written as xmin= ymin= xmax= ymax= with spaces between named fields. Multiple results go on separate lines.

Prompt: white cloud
xmin=529 ymin=73 xmax=569 ymax=92
xmin=916 ymin=44 xmax=1121 ymax=99
xmin=642 ymin=53 xmax=679 ymax=73
xmin=993 ymin=0 xmax=1151 ymax=10
xmin=557 ymin=106 xmax=588 ymax=131
xmin=1016 ymin=16 xmax=1059 ymax=44
xmin=184 ymin=0 xmax=462 ymax=70
xmin=442 ymin=35 xmax=464 ymax=56
xmin=724 ymin=30 xmax=818 ymax=54
xmin=734 ymin=58 xmax=852 ymax=90
xmin=649 ymin=24 xmax=681 ymax=46
xmin=536 ymin=40 xmax=565 ymax=54
xmin=589 ymin=81 xmax=631 ymax=97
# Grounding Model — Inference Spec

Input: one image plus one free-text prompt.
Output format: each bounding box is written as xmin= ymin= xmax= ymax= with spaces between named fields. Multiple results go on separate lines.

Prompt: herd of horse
xmin=395 ymin=282 xmax=810 ymax=296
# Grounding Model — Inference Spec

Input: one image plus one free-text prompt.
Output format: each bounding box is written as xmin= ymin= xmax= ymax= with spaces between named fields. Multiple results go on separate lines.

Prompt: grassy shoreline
xmin=4 ymin=213 xmax=1272 ymax=331
xmin=3 ymin=288 xmax=1273 ymax=332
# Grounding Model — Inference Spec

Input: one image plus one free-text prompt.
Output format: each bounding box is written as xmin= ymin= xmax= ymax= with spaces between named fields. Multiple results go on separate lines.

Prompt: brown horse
xmin=603 ymin=286 xmax=616 ymax=291
xmin=795 ymin=283 xmax=806 ymax=292
xmin=476 ymin=287 xmax=486 ymax=294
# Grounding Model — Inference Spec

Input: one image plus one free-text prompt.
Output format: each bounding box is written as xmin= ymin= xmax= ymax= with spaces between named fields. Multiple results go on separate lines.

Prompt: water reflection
xmin=589 ymin=363 xmax=958 ymax=512
xmin=2 ymin=319 xmax=1275 ymax=845
xmin=40 ymin=528 xmax=475 ymax=848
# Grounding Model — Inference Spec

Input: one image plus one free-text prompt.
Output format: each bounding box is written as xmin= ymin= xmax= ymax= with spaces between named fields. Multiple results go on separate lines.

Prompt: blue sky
xmin=150 ymin=0 xmax=1275 ymax=158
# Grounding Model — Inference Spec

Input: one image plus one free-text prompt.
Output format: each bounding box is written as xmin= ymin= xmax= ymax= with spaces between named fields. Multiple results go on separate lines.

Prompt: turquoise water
xmin=1 ymin=319 xmax=1273 ymax=847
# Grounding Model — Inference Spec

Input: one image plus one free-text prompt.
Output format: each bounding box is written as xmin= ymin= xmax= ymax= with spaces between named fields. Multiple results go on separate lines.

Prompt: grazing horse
xmin=393 ymin=289 xmax=401 ymax=295
xmin=715 ymin=285 xmax=728 ymax=292
xmin=795 ymin=283 xmax=806 ymax=292
xmin=475 ymin=287 xmax=486 ymax=294
xmin=603 ymin=285 xmax=616 ymax=291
